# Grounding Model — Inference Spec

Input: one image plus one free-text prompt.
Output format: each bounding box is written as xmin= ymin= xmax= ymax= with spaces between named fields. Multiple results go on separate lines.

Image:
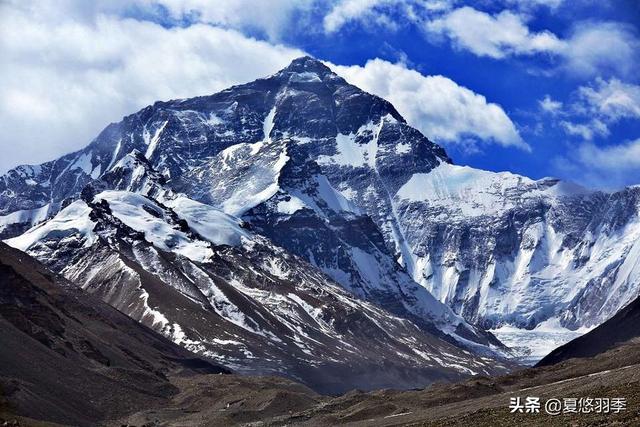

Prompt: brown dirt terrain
xmin=112 ymin=340 xmax=640 ymax=426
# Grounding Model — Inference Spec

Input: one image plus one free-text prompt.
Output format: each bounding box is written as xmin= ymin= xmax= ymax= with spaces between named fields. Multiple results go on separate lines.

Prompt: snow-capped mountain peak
xmin=3 ymin=56 xmax=640 ymax=366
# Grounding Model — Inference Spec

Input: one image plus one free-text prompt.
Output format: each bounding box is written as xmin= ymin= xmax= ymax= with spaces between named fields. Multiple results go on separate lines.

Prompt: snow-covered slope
xmin=392 ymin=162 xmax=640 ymax=329
xmin=388 ymin=162 xmax=640 ymax=361
xmin=3 ymin=56 xmax=640 ymax=364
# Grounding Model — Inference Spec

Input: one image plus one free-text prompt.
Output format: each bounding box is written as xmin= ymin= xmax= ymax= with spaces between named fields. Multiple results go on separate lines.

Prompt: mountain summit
xmin=278 ymin=55 xmax=337 ymax=75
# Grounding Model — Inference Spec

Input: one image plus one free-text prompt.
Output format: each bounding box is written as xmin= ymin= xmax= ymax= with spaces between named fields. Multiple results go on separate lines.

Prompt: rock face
xmin=2 ymin=56 xmax=640 ymax=363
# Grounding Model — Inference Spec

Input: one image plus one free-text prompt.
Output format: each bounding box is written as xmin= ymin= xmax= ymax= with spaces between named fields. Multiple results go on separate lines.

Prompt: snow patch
xmin=289 ymin=72 xmax=322 ymax=83
xmin=277 ymin=196 xmax=307 ymax=214
xmin=395 ymin=163 xmax=590 ymax=217
xmin=315 ymin=175 xmax=361 ymax=214
xmin=491 ymin=319 xmax=592 ymax=365
xmin=263 ymin=107 xmax=276 ymax=141
xmin=205 ymin=112 xmax=225 ymax=126
xmin=395 ymin=143 xmax=411 ymax=154
xmin=69 ymin=152 xmax=93 ymax=175
xmin=165 ymin=196 xmax=249 ymax=246
xmin=145 ymin=121 xmax=168 ymax=159
xmin=106 ymin=138 xmax=122 ymax=171
xmin=5 ymin=200 xmax=96 ymax=251
xmin=96 ymin=191 xmax=213 ymax=262
xmin=317 ymin=119 xmax=382 ymax=168
xmin=220 ymin=144 xmax=289 ymax=217
xmin=139 ymin=288 xmax=170 ymax=329
xmin=0 ymin=204 xmax=51 ymax=233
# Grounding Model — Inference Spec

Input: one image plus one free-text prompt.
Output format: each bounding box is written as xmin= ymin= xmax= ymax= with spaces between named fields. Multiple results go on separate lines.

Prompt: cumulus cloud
xmin=0 ymin=0 xmax=304 ymax=173
xmin=425 ymin=7 xmax=563 ymax=59
xmin=553 ymin=139 xmax=640 ymax=190
xmin=321 ymin=2 xmax=638 ymax=79
xmin=331 ymin=59 xmax=527 ymax=150
xmin=577 ymin=139 xmax=640 ymax=171
xmin=323 ymin=0 xmax=389 ymax=33
xmin=505 ymin=0 xmax=565 ymax=10
xmin=328 ymin=2 xmax=639 ymax=79
xmin=1 ymin=0 xmax=527 ymax=173
xmin=560 ymin=119 xmax=609 ymax=141
xmin=562 ymin=22 xmax=640 ymax=78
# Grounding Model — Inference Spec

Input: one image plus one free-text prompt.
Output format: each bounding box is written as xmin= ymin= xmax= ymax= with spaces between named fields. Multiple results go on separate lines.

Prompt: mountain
xmin=2 ymin=56 xmax=640 ymax=363
xmin=392 ymin=165 xmax=640 ymax=329
xmin=0 ymin=241 xmax=347 ymax=427
xmin=6 ymin=182 xmax=508 ymax=393
xmin=537 ymin=292 xmax=640 ymax=366
xmin=391 ymin=164 xmax=640 ymax=360
xmin=0 ymin=241 xmax=229 ymax=426
xmin=0 ymin=58 xmax=466 ymax=342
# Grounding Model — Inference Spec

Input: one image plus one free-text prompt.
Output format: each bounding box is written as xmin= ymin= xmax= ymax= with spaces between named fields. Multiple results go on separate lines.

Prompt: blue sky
xmin=1 ymin=0 xmax=639 ymax=189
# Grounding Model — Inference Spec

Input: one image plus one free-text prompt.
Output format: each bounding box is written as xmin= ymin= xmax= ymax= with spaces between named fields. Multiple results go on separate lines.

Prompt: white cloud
xmin=424 ymin=7 xmax=639 ymax=79
xmin=577 ymin=78 xmax=640 ymax=122
xmin=327 ymin=3 xmax=639 ymax=79
xmin=562 ymin=22 xmax=639 ymax=78
xmin=331 ymin=59 xmax=527 ymax=150
xmin=323 ymin=0 xmax=388 ymax=33
xmin=553 ymin=139 xmax=640 ymax=190
xmin=322 ymin=0 xmax=567 ymax=36
xmin=0 ymin=0 xmax=526 ymax=172
xmin=505 ymin=0 xmax=564 ymax=11
xmin=577 ymin=139 xmax=640 ymax=171
xmin=0 ymin=1 xmax=528 ymax=173
xmin=162 ymin=0 xmax=637 ymax=80
xmin=0 ymin=1 xmax=304 ymax=174
xmin=560 ymin=119 xmax=609 ymax=141
xmin=425 ymin=7 xmax=563 ymax=59
xmin=323 ymin=0 xmax=451 ymax=33
xmin=151 ymin=0 xmax=315 ymax=40
xmin=539 ymin=95 xmax=563 ymax=114
xmin=558 ymin=78 xmax=640 ymax=141
xmin=24 ymin=0 xmax=316 ymax=41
